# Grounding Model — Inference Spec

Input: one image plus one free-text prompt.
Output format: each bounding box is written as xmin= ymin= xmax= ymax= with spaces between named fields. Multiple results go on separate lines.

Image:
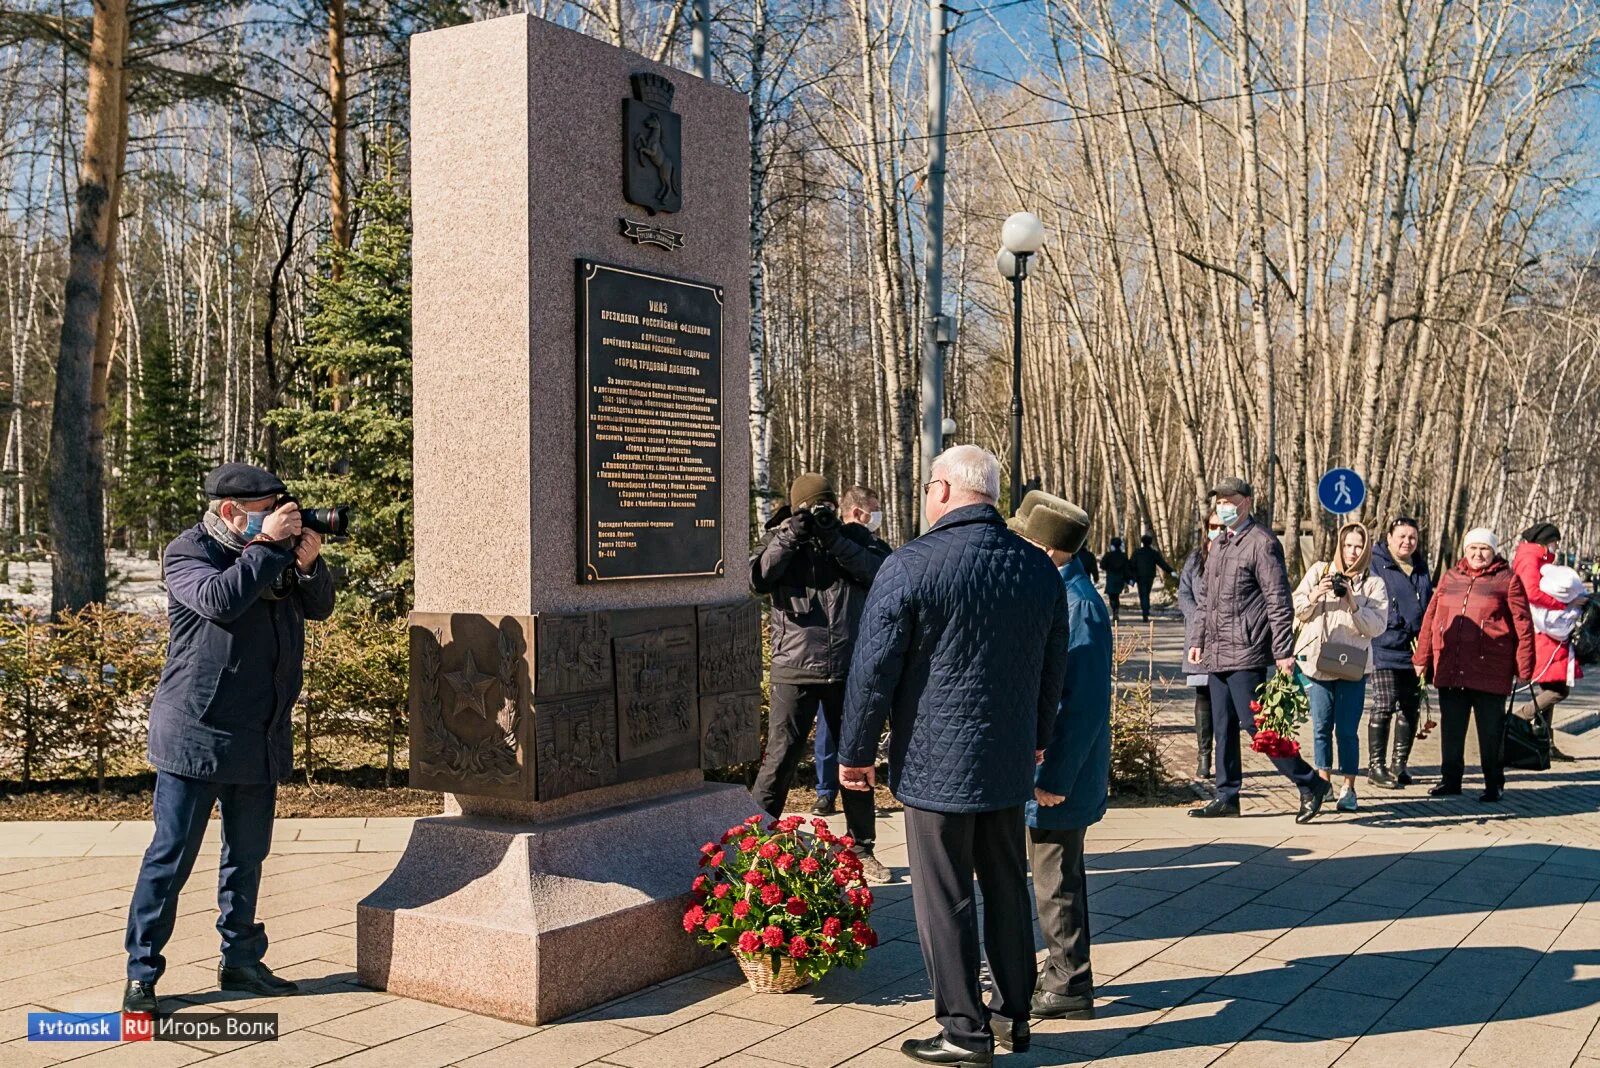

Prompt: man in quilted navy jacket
xmin=839 ymin=445 xmax=1071 ymax=1067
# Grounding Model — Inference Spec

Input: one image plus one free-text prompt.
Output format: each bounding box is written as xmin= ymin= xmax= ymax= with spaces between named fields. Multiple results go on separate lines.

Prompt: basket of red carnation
xmin=683 ymin=813 xmax=879 ymax=994
xmin=1250 ymin=670 xmax=1310 ymax=759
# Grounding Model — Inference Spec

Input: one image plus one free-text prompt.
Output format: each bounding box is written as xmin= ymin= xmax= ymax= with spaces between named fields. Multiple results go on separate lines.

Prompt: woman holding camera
xmin=1293 ymin=522 xmax=1389 ymax=812
xmin=1413 ymin=528 xmax=1536 ymax=802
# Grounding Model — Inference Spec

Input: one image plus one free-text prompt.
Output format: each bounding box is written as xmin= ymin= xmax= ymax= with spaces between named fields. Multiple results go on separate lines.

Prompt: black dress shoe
xmin=811 ymin=795 xmax=838 ymax=816
xmin=1428 ymin=782 xmax=1462 ymax=797
xmin=1188 ymin=798 xmax=1241 ymax=819
xmin=1479 ymin=788 xmax=1503 ymax=803
xmin=218 ymin=962 xmax=299 ymax=997
xmin=899 ymin=1034 xmax=992 ymax=1066
xmin=122 ymin=980 xmax=158 ymax=1014
xmin=1396 ymin=765 xmax=1413 ymax=786
xmin=1031 ymin=989 xmax=1096 ymax=1019
xmin=1295 ymin=780 xmax=1331 ymax=824
xmin=1551 ymin=746 xmax=1576 ymax=763
xmin=990 ymin=1018 xmax=1030 ymax=1052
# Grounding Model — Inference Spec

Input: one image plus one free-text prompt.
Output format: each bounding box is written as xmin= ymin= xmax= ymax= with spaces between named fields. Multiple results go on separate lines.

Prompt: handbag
xmin=1315 ymin=640 xmax=1368 ymax=681
xmin=1501 ymin=687 xmax=1552 ymax=772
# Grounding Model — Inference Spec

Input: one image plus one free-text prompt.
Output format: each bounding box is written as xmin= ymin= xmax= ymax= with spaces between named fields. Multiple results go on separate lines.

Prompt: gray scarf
xmin=202 ymin=505 xmax=250 ymax=553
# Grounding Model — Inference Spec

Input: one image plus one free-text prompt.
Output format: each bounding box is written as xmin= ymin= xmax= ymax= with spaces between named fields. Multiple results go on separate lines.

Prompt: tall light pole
xmin=691 ymin=0 xmax=711 ymax=79
xmin=996 ymin=212 xmax=1046 ymax=514
xmin=919 ymin=0 xmax=952 ymax=532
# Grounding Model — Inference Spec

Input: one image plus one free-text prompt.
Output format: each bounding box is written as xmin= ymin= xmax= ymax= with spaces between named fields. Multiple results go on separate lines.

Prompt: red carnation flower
xmin=851 ymin=920 xmax=878 ymax=947
xmin=682 ymin=905 xmax=705 ymax=932
xmin=759 ymin=842 xmax=781 ymax=860
xmin=811 ymin=818 xmax=830 ymax=831
xmin=838 ymin=835 xmax=855 ymax=849
xmin=761 ymin=883 xmax=784 ymax=906
xmin=709 ymin=851 xmax=726 ymax=867
xmin=713 ymin=883 xmax=731 ymax=899
xmin=1250 ymin=700 xmax=1263 ymax=713
xmin=833 ymin=869 xmax=853 ymax=887
xmin=693 ymin=875 xmax=709 ymax=893
xmin=838 ymin=850 xmax=861 ymax=870
xmin=704 ymin=913 xmax=722 ymax=932
xmin=785 ymin=896 xmax=808 ymax=916
xmin=817 ymin=829 xmax=836 ymax=844
xmin=762 ymin=925 xmax=785 ymax=948
xmin=822 ymin=916 xmax=843 ymax=938
xmin=800 ymin=856 xmax=821 ymax=875
xmin=789 ymin=936 xmax=810 ymax=959
xmin=733 ymin=900 xmax=752 ymax=919
xmin=700 ymin=842 xmax=717 ymax=856
xmin=744 ymin=870 xmax=766 ymax=887
xmin=775 ymin=853 xmax=796 ymax=871
xmin=738 ymin=930 xmax=761 ymax=954
xmin=739 ymin=836 xmax=759 ymax=853
xmin=745 ymin=815 xmax=764 ymax=825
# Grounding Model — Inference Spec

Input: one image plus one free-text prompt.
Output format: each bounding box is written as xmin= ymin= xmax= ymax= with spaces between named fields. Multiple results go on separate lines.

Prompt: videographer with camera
xmin=751 ymin=473 xmax=891 ymax=883
xmin=122 ymin=463 xmax=337 ymax=1015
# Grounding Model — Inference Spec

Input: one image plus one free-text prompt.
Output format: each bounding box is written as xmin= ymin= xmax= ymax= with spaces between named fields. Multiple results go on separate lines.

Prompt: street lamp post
xmin=996 ymin=212 xmax=1046 ymax=513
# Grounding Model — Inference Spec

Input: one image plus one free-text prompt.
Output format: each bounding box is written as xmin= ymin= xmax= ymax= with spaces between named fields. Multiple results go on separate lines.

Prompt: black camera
xmin=279 ymin=497 xmax=353 ymax=538
xmin=1329 ymin=573 xmax=1349 ymax=597
xmin=807 ymin=501 xmax=840 ymax=534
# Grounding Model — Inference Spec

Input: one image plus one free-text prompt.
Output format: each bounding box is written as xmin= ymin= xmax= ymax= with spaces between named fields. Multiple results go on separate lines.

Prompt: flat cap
xmin=1210 ymin=476 xmax=1254 ymax=498
xmin=204 ymin=462 xmax=287 ymax=500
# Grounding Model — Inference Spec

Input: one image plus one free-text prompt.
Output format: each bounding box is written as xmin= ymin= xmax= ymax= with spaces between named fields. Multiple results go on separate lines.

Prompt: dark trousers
xmin=1136 ymin=579 xmax=1155 ymax=620
xmin=1193 ymin=686 xmax=1214 ymax=777
xmin=1368 ymin=668 xmax=1420 ymax=769
xmin=1029 ymin=826 xmax=1092 ymax=998
xmin=126 ymin=771 xmax=277 ymax=983
xmin=813 ymin=701 xmax=839 ymax=801
xmin=753 ymin=681 xmax=874 ymax=852
xmin=904 ymin=805 xmax=1036 ymax=1052
xmin=1211 ymin=668 xmax=1321 ymax=804
xmin=1437 ymin=687 xmax=1506 ymax=791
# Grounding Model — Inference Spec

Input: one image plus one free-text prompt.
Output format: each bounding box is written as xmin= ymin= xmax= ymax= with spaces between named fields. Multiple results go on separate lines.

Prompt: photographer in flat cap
xmin=122 ymin=463 xmax=336 ymax=1014
xmin=1009 ymin=497 xmax=1111 ymax=1037
xmin=751 ymin=473 xmax=892 ymax=883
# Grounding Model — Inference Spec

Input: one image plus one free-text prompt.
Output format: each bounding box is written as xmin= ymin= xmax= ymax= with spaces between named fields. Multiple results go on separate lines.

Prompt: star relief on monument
xmin=444 ymin=651 xmax=498 ymax=720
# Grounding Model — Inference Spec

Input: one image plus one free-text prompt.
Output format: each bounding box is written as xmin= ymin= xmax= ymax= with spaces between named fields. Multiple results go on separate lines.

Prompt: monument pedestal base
xmin=356 ymin=774 xmax=763 ymax=1023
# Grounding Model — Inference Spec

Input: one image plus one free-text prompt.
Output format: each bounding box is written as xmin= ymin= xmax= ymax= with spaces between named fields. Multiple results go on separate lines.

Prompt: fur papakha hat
xmin=1016 ymin=493 xmax=1092 ymax=555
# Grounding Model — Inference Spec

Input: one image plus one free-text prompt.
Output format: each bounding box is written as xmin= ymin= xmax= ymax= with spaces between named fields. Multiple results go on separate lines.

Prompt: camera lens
xmin=301 ymin=506 xmax=352 ymax=537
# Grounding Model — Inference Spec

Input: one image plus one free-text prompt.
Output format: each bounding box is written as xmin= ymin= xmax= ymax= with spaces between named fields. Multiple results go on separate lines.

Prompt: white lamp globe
xmin=1000 ymin=211 xmax=1046 ymax=255
xmin=995 ymin=248 xmax=1020 ymax=279
xmin=941 ymin=417 xmax=958 ymax=437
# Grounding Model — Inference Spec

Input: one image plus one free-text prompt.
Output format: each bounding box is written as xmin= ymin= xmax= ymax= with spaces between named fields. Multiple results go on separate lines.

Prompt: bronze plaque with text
xmin=577 ymin=260 xmax=724 ymax=581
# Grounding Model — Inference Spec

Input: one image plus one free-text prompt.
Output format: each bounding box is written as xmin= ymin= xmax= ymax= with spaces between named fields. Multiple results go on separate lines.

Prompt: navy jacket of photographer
xmin=146 ymin=525 xmax=336 ymax=784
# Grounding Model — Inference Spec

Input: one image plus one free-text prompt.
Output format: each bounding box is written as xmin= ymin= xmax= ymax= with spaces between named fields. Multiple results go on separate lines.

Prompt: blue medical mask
xmin=1217 ymin=502 xmax=1240 ymax=527
xmin=867 ymin=510 xmax=883 ymax=534
xmin=1207 ymin=527 xmax=1223 ymax=542
xmin=241 ymin=508 xmax=268 ymax=539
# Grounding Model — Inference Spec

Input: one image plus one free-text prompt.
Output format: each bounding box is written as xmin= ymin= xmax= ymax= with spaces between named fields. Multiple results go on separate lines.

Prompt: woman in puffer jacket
xmin=1413 ymin=528 xmax=1536 ymax=802
xmin=1293 ymin=522 xmax=1389 ymax=813
xmin=1511 ymin=522 xmax=1587 ymax=761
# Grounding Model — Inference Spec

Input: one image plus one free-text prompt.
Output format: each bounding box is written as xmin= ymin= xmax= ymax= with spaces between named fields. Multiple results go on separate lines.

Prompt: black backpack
xmin=1570 ymin=598 xmax=1600 ymax=666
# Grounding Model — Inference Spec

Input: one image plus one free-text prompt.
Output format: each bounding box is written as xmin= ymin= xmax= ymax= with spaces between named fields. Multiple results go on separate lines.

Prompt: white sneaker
xmin=1336 ymin=787 xmax=1358 ymax=813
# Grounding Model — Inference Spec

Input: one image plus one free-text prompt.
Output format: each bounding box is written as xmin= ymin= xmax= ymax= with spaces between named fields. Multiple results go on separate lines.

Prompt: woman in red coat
xmin=1512 ymin=522 xmax=1585 ymax=761
xmin=1413 ymin=528 xmax=1536 ymax=802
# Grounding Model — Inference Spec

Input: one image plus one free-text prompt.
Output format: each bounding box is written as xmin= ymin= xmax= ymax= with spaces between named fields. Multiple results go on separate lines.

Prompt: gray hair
xmin=932 ymin=445 xmax=1001 ymax=503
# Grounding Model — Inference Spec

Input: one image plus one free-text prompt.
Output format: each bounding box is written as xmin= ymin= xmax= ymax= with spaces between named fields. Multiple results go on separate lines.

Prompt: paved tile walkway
xmin=3 ymin=801 xmax=1600 ymax=1067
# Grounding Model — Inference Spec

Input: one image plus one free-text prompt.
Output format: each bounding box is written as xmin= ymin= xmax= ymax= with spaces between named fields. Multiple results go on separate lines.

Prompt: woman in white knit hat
xmin=1412 ymin=528 xmax=1536 ymax=802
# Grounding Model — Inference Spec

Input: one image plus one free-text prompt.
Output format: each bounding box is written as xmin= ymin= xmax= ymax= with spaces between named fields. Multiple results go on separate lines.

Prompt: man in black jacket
xmin=751 ymin=473 xmax=891 ymax=882
xmin=1130 ymin=533 xmax=1176 ymax=621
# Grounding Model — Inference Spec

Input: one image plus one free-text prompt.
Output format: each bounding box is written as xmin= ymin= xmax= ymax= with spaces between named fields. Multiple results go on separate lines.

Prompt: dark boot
xmin=1393 ymin=715 xmax=1416 ymax=785
xmin=1194 ymin=691 xmax=1214 ymax=780
xmin=1367 ymin=714 xmax=1393 ymax=787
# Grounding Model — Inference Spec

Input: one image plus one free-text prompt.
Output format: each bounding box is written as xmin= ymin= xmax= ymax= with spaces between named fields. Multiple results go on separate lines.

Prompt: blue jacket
xmin=839 ymin=504 xmax=1071 ymax=814
xmin=1369 ymin=540 xmax=1433 ymax=671
xmin=1029 ymin=559 xmax=1113 ymax=830
xmin=147 ymin=525 xmax=336 ymax=784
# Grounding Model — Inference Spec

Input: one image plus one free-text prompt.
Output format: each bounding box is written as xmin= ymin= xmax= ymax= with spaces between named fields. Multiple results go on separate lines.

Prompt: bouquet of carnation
xmin=1250 ymin=670 xmax=1309 ymax=759
xmin=683 ymin=813 xmax=878 ymax=992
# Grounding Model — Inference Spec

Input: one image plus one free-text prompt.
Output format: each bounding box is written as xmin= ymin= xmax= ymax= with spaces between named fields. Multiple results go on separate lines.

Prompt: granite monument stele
xmin=354 ymin=12 xmax=763 ymax=1024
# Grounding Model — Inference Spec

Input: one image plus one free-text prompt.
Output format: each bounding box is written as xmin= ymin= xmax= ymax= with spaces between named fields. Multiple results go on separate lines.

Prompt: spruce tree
xmin=112 ymin=340 xmax=211 ymax=554
xmin=269 ymin=145 xmax=413 ymax=615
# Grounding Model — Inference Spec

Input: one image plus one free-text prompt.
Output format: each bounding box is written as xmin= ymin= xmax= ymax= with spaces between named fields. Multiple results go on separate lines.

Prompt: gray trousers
xmin=1029 ymin=826 xmax=1093 ymax=997
xmin=904 ymin=804 xmax=1036 ymax=1052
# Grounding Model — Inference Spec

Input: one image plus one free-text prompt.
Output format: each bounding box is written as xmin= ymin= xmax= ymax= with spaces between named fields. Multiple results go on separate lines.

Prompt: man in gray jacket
xmin=1188 ymin=477 xmax=1328 ymax=822
xmin=751 ymin=473 xmax=891 ymax=881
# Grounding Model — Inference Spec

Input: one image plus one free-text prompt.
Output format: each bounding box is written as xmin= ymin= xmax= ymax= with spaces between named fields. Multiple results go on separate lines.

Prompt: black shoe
xmin=1295 ymin=780 xmax=1331 ymax=824
xmin=1367 ymin=764 xmax=1398 ymax=789
xmin=1428 ymin=782 xmax=1462 ymax=797
xmin=122 ymin=980 xmax=158 ymax=1014
xmin=1189 ymin=797 xmax=1240 ymax=819
xmin=1396 ymin=765 xmax=1413 ymax=786
xmin=811 ymin=794 xmax=838 ymax=816
xmin=1551 ymin=747 xmax=1576 ymax=763
xmin=899 ymin=1034 xmax=992 ymax=1066
xmin=1196 ymin=756 xmax=1213 ymax=780
xmin=218 ymin=962 xmax=299 ymax=997
xmin=990 ymin=1017 xmax=1030 ymax=1053
xmin=1479 ymin=788 xmax=1503 ymax=803
xmin=1032 ymin=989 xmax=1096 ymax=1019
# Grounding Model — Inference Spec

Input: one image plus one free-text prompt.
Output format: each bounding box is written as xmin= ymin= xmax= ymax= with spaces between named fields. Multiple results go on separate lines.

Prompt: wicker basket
xmin=734 ymin=951 xmax=812 ymax=994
